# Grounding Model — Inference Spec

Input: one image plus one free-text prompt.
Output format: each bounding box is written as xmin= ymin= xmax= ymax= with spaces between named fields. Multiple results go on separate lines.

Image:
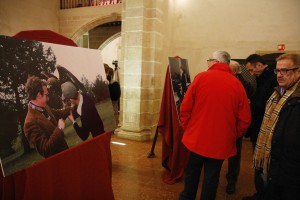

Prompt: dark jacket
xmin=236 ymin=73 xmax=254 ymax=98
xmin=24 ymin=105 xmax=69 ymax=158
xmin=246 ymin=65 xmax=278 ymax=143
xmin=268 ymin=84 xmax=300 ymax=188
xmin=73 ymin=93 xmax=105 ymax=141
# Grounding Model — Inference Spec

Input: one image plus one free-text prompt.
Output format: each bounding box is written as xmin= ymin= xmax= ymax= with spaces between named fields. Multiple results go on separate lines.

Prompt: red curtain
xmin=1 ymin=132 xmax=114 ymax=200
xmin=158 ymin=67 xmax=190 ymax=184
xmin=13 ymin=30 xmax=77 ymax=47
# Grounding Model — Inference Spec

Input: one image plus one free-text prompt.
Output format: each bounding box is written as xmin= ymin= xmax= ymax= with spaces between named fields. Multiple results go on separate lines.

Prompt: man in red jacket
xmin=179 ymin=50 xmax=251 ymax=200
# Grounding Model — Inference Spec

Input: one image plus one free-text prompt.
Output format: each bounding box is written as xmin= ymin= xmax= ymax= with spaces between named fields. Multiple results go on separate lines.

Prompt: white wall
xmin=164 ymin=0 xmax=300 ymax=78
xmin=101 ymin=36 xmax=121 ymax=68
xmin=0 ymin=0 xmax=60 ymax=36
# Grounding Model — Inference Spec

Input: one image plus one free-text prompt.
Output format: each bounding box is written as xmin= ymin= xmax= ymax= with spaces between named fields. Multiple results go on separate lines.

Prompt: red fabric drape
xmin=1 ymin=132 xmax=114 ymax=200
xmin=158 ymin=67 xmax=190 ymax=184
xmin=13 ymin=30 xmax=77 ymax=47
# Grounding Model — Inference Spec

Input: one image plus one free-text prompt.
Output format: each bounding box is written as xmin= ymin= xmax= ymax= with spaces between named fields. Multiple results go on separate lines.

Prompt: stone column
xmin=117 ymin=0 xmax=163 ymax=141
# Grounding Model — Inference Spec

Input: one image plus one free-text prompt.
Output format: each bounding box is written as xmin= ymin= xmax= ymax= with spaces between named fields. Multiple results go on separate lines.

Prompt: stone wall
xmin=89 ymin=25 xmax=121 ymax=49
xmin=117 ymin=0 xmax=164 ymax=140
xmin=0 ymin=0 xmax=60 ymax=36
xmin=58 ymin=4 xmax=122 ymax=41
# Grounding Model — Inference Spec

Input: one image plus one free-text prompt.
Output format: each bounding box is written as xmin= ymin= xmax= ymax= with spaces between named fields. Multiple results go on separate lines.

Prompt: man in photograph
xmin=61 ymin=81 xmax=105 ymax=141
xmin=24 ymin=76 xmax=70 ymax=158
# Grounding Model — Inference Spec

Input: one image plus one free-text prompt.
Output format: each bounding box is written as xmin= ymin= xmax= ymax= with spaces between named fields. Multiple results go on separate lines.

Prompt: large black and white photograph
xmin=168 ymin=57 xmax=191 ymax=119
xmin=0 ymin=35 xmax=116 ymax=176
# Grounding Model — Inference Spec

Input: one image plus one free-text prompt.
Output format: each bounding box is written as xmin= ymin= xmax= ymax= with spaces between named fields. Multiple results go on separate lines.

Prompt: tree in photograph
xmin=91 ymin=75 xmax=109 ymax=102
xmin=0 ymin=101 xmax=20 ymax=158
xmin=0 ymin=36 xmax=56 ymax=154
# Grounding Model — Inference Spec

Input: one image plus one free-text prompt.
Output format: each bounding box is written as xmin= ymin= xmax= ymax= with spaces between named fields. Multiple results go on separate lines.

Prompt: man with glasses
xmin=243 ymin=54 xmax=278 ymax=200
xmin=179 ymin=51 xmax=251 ymax=200
xmin=253 ymin=53 xmax=300 ymax=200
xmin=24 ymin=76 xmax=70 ymax=158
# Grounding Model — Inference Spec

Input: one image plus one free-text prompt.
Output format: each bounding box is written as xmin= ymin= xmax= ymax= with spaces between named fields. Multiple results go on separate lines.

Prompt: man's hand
xmin=68 ymin=111 xmax=76 ymax=124
xmin=58 ymin=118 xmax=65 ymax=130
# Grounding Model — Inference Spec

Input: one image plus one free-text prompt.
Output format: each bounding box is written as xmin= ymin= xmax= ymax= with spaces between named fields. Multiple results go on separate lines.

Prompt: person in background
xmin=24 ymin=76 xmax=70 ymax=158
xmin=243 ymin=54 xmax=278 ymax=200
xmin=179 ymin=67 xmax=187 ymax=95
xmin=253 ymin=53 xmax=300 ymax=200
xmin=61 ymin=81 xmax=105 ymax=141
xmin=104 ymin=63 xmax=120 ymax=126
xmin=46 ymin=77 xmax=64 ymax=109
xmin=225 ymin=60 xmax=254 ymax=194
xmin=230 ymin=60 xmax=255 ymax=98
xmin=179 ymin=51 xmax=251 ymax=200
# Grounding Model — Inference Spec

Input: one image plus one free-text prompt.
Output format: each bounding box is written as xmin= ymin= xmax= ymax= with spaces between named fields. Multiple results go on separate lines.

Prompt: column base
xmin=116 ymin=129 xmax=152 ymax=141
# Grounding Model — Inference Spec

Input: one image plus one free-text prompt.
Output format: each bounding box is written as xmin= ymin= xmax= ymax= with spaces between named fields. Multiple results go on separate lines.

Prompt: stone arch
xmin=70 ymin=13 xmax=121 ymax=42
xmin=98 ymin=32 xmax=121 ymax=50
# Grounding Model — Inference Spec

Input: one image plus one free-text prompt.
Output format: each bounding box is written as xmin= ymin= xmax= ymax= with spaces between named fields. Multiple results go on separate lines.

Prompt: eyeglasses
xmin=207 ymin=59 xmax=218 ymax=64
xmin=274 ymin=67 xmax=299 ymax=75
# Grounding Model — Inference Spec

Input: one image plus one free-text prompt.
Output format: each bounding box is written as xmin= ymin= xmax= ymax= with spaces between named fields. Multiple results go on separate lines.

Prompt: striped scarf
xmin=253 ymin=80 xmax=300 ymax=175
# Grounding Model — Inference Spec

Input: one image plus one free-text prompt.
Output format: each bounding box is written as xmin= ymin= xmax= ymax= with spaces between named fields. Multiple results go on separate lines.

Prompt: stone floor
xmin=111 ymin=134 xmax=256 ymax=200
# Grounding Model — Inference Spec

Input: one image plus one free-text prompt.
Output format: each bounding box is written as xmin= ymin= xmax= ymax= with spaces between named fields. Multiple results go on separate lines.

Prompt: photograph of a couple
xmin=0 ymin=35 xmax=116 ymax=176
xmin=168 ymin=57 xmax=191 ymax=119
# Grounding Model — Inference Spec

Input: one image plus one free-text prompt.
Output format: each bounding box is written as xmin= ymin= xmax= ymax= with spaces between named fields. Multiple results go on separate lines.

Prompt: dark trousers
xmin=226 ymin=137 xmax=243 ymax=184
xmin=265 ymin=181 xmax=300 ymax=200
xmin=179 ymin=152 xmax=224 ymax=200
xmin=251 ymin=142 xmax=266 ymax=199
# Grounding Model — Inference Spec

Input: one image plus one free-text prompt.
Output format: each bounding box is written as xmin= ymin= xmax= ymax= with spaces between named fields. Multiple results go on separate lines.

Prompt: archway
xmin=99 ymin=32 xmax=121 ymax=66
xmin=70 ymin=13 xmax=121 ymax=42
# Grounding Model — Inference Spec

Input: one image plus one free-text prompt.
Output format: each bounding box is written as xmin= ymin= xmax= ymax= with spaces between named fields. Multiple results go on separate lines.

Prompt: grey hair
xmin=212 ymin=50 xmax=231 ymax=64
xmin=229 ymin=60 xmax=242 ymax=74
